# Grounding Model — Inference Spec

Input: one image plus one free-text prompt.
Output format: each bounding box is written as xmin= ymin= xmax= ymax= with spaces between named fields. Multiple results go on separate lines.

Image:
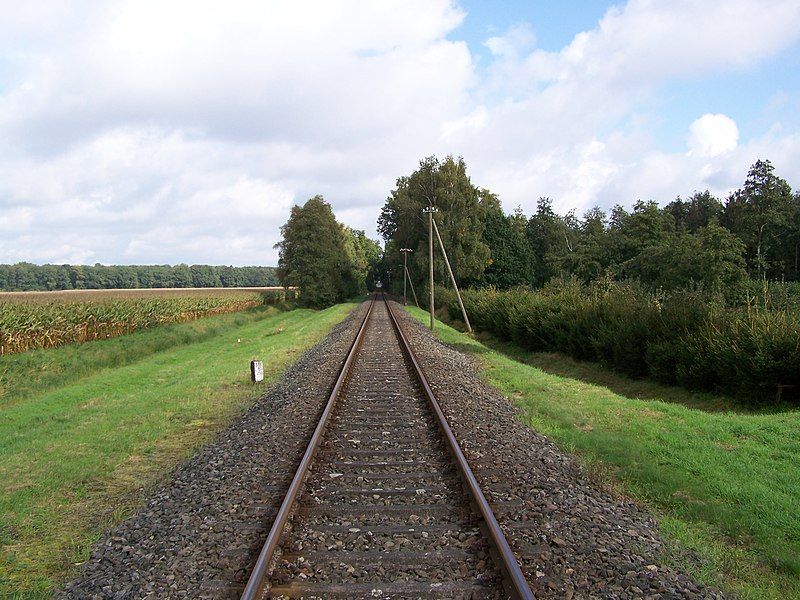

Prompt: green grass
xmin=1 ymin=305 xmax=287 ymax=406
xmin=408 ymin=307 xmax=800 ymax=600
xmin=0 ymin=302 xmax=357 ymax=598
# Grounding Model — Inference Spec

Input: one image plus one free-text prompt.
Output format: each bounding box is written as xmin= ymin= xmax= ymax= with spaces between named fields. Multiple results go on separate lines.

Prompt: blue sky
xmin=453 ymin=2 xmax=617 ymax=106
xmin=457 ymin=1 xmax=612 ymax=53
xmin=1 ymin=0 xmax=800 ymax=265
xmin=456 ymin=0 xmax=800 ymax=153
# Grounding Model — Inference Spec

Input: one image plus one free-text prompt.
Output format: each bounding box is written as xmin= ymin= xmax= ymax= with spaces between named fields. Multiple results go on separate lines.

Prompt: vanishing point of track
xmin=241 ymin=293 xmax=534 ymax=599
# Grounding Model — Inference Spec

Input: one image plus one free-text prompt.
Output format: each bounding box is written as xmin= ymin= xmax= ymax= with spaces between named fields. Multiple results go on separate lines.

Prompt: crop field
xmin=0 ymin=287 xmax=296 ymax=356
xmin=0 ymin=286 xmax=288 ymax=303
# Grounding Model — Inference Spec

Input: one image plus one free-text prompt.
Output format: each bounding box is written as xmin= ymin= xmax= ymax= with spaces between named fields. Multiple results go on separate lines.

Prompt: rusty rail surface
xmin=240 ymin=295 xmax=377 ymax=600
xmin=384 ymin=295 xmax=533 ymax=599
xmin=241 ymin=293 xmax=533 ymax=599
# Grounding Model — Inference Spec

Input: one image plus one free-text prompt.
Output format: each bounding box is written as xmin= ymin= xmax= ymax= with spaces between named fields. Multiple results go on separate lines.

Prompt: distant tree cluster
xmin=379 ymin=157 xmax=800 ymax=297
xmin=0 ymin=263 xmax=278 ymax=291
xmin=276 ymin=195 xmax=381 ymax=308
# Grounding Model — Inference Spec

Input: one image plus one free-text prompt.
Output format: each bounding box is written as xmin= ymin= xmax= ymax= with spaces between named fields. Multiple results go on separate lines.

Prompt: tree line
xmin=379 ymin=156 xmax=800 ymax=300
xmin=0 ymin=263 xmax=278 ymax=291
xmin=276 ymin=195 xmax=381 ymax=307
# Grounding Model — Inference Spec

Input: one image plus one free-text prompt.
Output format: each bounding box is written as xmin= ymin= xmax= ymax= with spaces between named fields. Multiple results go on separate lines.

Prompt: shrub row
xmin=438 ymin=280 xmax=800 ymax=404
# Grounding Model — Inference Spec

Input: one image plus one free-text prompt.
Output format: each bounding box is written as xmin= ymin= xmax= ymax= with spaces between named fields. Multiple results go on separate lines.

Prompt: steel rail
xmin=240 ymin=294 xmax=376 ymax=600
xmin=383 ymin=293 xmax=535 ymax=600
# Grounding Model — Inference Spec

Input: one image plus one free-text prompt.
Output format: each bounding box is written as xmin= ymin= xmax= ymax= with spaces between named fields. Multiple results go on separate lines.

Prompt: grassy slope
xmin=407 ymin=307 xmax=800 ymax=600
xmin=1 ymin=306 xmax=284 ymax=405
xmin=0 ymin=302 xmax=357 ymax=598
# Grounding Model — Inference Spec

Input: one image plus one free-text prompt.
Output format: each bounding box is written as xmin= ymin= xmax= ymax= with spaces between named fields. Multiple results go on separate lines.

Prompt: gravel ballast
xmin=58 ymin=303 xmax=369 ymax=599
xmin=391 ymin=302 xmax=725 ymax=600
xmin=266 ymin=299 xmax=504 ymax=598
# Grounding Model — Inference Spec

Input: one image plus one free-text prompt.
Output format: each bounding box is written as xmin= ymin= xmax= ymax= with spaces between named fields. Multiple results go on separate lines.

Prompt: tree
xmin=378 ymin=156 xmax=491 ymax=293
xmin=112 ymin=265 xmax=139 ymax=288
xmin=276 ymin=195 xmax=356 ymax=308
xmin=218 ymin=266 xmax=244 ymax=287
xmin=343 ymin=228 xmax=382 ymax=293
xmin=525 ymin=198 xmax=565 ymax=286
xmin=664 ymin=190 xmax=723 ymax=233
xmin=559 ymin=207 xmax=611 ymax=282
xmin=190 ymin=265 xmax=221 ymax=288
xmin=722 ymin=159 xmax=795 ymax=279
xmin=479 ymin=195 xmax=535 ymax=288
xmin=622 ymin=224 xmax=747 ymax=293
xmin=0 ymin=263 xmax=279 ymax=291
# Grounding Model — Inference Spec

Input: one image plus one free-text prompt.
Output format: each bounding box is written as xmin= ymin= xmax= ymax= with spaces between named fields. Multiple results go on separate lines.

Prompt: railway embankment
xmin=58 ymin=299 xmax=729 ymax=598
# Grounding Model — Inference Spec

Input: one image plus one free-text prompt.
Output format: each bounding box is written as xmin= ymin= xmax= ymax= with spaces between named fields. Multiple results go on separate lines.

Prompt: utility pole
xmin=399 ymin=248 xmax=412 ymax=306
xmin=422 ymin=205 xmax=438 ymax=330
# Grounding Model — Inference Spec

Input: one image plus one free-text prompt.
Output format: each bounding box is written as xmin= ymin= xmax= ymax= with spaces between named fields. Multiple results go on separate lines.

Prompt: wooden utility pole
xmin=400 ymin=248 xmax=412 ymax=306
xmin=423 ymin=205 xmax=438 ymax=330
xmin=432 ymin=218 xmax=472 ymax=334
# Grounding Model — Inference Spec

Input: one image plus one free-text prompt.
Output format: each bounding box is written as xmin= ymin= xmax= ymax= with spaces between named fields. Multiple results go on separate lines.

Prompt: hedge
xmin=437 ymin=281 xmax=800 ymax=404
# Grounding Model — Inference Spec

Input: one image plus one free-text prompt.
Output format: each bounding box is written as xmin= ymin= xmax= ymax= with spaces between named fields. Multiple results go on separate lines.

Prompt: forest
xmin=0 ymin=263 xmax=278 ymax=291
xmin=378 ymin=156 xmax=799 ymax=300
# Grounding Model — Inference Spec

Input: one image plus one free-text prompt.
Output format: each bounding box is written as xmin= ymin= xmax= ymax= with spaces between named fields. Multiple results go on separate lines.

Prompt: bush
xmin=441 ymin=281 xmax=800 ymax=404
xmin=677 ymin=308 xmax=800 ymax=400
xmin=737 ymin=280 xmax=800 ymax=311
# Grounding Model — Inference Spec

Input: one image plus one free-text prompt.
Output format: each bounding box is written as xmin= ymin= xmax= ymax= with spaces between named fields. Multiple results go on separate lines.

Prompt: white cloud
xmin=0 ymin=0 xmax=471 ymax=152
xmin=0 ymin=0 xmax=472 ymax=264
xmin=1 ymin=0 xmax=800 ymax=265
xmin=459 ymin=0 xmax=800 ymax=215
xmin=485 ymin=23 xmax=535 ymax=58
xmin=687 ymin=114 xmax=739 ymax=158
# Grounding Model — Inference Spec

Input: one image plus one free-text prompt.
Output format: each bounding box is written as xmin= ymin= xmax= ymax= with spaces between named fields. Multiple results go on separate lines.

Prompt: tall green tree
xmin=558 ymin=206 xmax=612 ymax=282
xmin=722 ymin=159 xmax=795 ymax=279
xmin=605 ymin=200 xmax=674 ymax=271
xmin=0 ymin=263 xmax=278 ymax=291
xmin=479 ymin=195 xmax=535 ymax=288
xmin=525 ymin=198 xmax=566 ymax=286
xmin=342 ymin=227 xmax=382 ymax=294
xmin=276 ymin=195 xmax=356 ymax=308
xmin=623 ymin=224 xmax=747 ymax=293
xmin=189 ymin=265 xmax=221 ymax=288
xmin=378 ymin=156 xmax=491 ymax=292
xmin=664 ymin=190 xmax=723 ymax=233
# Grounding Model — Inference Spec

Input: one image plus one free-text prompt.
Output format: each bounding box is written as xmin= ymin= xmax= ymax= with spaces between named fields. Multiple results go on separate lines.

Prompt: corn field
xmin=0 ymin=289 xmax=294 ymax=355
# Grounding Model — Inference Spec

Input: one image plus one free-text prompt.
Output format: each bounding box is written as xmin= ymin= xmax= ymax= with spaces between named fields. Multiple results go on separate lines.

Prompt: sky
xmin=1 ymin=0 xmax=800 ymax=266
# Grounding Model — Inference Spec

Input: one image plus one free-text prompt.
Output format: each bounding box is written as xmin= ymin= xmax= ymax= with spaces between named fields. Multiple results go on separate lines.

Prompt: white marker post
xmin=250 ymin=360 xmax=264 ymax=383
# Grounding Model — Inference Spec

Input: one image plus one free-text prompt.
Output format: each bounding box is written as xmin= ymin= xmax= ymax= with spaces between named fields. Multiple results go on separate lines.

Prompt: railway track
xmin=241 ymin=294 xmax=533 ymax=599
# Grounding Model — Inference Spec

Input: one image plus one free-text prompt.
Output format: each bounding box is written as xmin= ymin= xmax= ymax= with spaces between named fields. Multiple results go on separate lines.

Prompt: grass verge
xmin=407 ymin=307 xmax=800 ymax=600
xmin=0 ymin=301 xmax=358 ymax=598
xmin=1 ymin=305 xmax=288 ymax=405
